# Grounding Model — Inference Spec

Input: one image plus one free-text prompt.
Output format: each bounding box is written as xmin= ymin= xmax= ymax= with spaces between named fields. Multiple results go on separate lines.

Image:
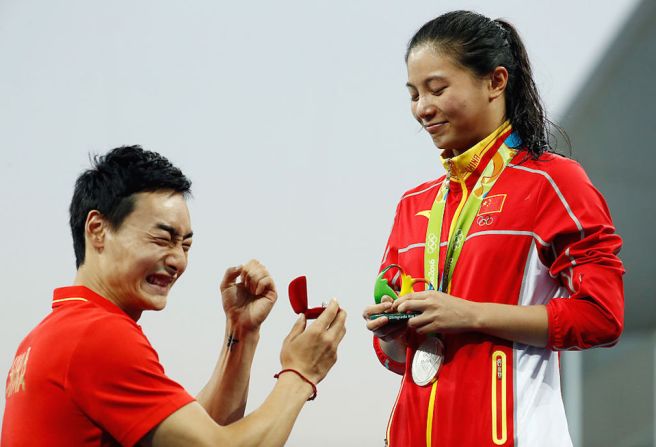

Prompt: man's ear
xmin=85 ymin=210 xmax=107 ymax=251
xmin=488 ymin=66 xmax=508 ymax=100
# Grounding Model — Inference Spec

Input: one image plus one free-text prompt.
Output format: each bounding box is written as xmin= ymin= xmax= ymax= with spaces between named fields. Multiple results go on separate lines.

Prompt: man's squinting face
xmin=99 ymin=191 xmax=192 ymax=318
xmin=406 ymin=45 xmax=496 ymax=155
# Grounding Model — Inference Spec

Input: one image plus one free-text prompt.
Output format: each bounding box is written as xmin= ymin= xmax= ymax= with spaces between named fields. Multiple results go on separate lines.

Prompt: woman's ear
xmin=489 ymin=66 xmax=509 ymax=100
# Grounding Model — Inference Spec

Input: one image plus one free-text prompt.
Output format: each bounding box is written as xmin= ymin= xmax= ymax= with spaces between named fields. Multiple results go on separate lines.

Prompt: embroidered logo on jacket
xmin=477 ymin=194 xmax=506 ymax=216
xmin=475 ymin=194 xmax=507 ymax=227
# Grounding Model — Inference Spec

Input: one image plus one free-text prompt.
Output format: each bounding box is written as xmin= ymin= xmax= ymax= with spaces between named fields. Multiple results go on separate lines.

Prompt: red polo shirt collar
xmin=52 ymin=285 xmax=128 ymax=317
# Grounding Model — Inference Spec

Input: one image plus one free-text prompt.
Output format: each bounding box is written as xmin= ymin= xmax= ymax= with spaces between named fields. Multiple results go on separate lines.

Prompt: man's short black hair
xmin=69 ymin=145 xmax=192 ymax=268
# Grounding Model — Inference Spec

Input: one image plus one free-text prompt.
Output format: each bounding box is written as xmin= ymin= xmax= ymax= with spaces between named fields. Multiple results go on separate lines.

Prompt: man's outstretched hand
xmin=221 ymin=259 xmax=278 ymax=332
xmin=280 ymin=300 xmax=347 ymax=385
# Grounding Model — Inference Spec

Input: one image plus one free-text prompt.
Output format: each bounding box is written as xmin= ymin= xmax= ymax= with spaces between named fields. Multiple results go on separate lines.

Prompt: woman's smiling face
xmin=406 ymin=45 xmax=504 ymax=156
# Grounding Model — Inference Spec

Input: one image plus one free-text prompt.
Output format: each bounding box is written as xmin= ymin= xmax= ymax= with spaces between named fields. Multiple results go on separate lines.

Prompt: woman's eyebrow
xmin=406 ymin=75 xmax=447 ymax=88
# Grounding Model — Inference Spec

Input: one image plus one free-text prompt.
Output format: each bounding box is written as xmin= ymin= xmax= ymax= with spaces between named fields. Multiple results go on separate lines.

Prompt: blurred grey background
xmin=0 ymin=1 xmax=653 ymax=446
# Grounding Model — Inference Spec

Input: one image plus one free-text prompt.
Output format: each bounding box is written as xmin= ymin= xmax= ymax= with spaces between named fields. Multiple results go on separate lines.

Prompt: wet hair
xmin=406 ymin=10 xmax=567 ymax=158
xmin=69 ymin=145 xmax=192 ymax=268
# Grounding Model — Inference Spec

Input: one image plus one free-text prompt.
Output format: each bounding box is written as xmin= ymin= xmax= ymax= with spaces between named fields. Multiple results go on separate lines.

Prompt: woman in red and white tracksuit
xmin=363 ymin=11 xmax=624 ymax=447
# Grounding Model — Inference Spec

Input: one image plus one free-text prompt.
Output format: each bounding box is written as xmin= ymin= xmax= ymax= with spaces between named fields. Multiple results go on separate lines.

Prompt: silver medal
xmin=411 ymin=337 xmax=444 ymax=386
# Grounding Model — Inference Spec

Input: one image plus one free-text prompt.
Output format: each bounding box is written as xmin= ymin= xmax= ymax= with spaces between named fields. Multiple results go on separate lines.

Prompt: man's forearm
xmin=145 ymin=371 xmax=314 ymax=447
xmin=196 ymin=325 xmax=260 ymax=424
xmin=220 ymin=372 xmax=313 ymax=446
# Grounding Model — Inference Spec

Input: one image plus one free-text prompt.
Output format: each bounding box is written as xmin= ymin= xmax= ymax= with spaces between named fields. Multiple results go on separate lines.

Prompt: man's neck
xmin=74 ymin=266 xmax=142 ymax=321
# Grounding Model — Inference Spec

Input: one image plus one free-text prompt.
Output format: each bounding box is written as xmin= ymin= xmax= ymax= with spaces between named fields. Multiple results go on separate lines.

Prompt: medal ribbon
xmin=424 ymin=128 xmax=518 ymax=293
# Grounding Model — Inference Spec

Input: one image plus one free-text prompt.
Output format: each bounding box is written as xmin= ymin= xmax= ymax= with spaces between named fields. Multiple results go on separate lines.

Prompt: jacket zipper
xmin=492 ymin=350 xmax=508 ymax=445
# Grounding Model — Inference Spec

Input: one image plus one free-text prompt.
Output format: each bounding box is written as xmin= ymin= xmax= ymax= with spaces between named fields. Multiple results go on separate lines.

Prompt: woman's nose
xmin=416 ymin=96 xmax=437 ymax=122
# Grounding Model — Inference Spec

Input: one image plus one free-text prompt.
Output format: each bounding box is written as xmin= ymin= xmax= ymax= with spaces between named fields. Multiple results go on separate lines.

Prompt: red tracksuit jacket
xmin=374 ymin=132 xmax=624 ymax=447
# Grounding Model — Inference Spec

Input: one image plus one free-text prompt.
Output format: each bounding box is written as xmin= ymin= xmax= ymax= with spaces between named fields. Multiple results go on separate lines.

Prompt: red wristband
xmin=274 ymin=369 xmax=317 ymax=401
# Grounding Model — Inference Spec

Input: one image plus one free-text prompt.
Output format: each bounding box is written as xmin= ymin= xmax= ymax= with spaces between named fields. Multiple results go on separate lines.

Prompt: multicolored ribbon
xmin=424 ymin=127 xmax=518 ymax=293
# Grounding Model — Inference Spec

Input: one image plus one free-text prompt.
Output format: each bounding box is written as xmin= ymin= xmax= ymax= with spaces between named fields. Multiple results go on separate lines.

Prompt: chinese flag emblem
xmin=478 ymin=194 xmax=506 ymax=215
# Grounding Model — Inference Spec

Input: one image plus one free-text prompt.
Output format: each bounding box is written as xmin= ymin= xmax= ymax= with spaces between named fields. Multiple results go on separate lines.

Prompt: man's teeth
xmin=148 ymin=275 xmax=170 ymax=287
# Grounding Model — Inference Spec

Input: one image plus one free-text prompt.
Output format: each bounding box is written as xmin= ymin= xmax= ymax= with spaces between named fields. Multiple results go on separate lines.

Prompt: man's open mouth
xmin=146 ymin=274 xmax=174 ymax=288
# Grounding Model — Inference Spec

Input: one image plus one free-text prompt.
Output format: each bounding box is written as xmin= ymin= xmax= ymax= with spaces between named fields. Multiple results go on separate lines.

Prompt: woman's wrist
xmin=468 ymin=301 xmax=486 ymax=331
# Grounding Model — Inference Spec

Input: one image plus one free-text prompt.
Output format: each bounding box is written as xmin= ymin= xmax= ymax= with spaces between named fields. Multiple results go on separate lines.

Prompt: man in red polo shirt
xmin=2 ymin=146 xmax=346 ymax=447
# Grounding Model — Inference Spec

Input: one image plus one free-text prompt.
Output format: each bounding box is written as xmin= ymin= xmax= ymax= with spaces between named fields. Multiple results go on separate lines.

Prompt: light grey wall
xmin=0 ymin=1 xmax=641 ymax=445
xmin=560 ymin=0 xmax=656 ymax=445
xmin=562 ymin=0 xmax=656 ymax=332
xmin=583 ymin=332 xmax=655 ymax=447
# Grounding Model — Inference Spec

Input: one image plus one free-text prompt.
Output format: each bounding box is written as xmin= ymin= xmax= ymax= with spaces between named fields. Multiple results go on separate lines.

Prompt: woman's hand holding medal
xmin=363 ymin=296 xmax=410 ymax=342
xmin=392 ymin=290 xmax=477 ymax=335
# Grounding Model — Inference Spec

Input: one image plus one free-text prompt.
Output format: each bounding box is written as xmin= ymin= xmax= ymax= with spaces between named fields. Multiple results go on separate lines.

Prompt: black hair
xmin=406 ymin=10 xmax=568 ymax=158
xmin=69 ymin=145 xmax=192 ymax=268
